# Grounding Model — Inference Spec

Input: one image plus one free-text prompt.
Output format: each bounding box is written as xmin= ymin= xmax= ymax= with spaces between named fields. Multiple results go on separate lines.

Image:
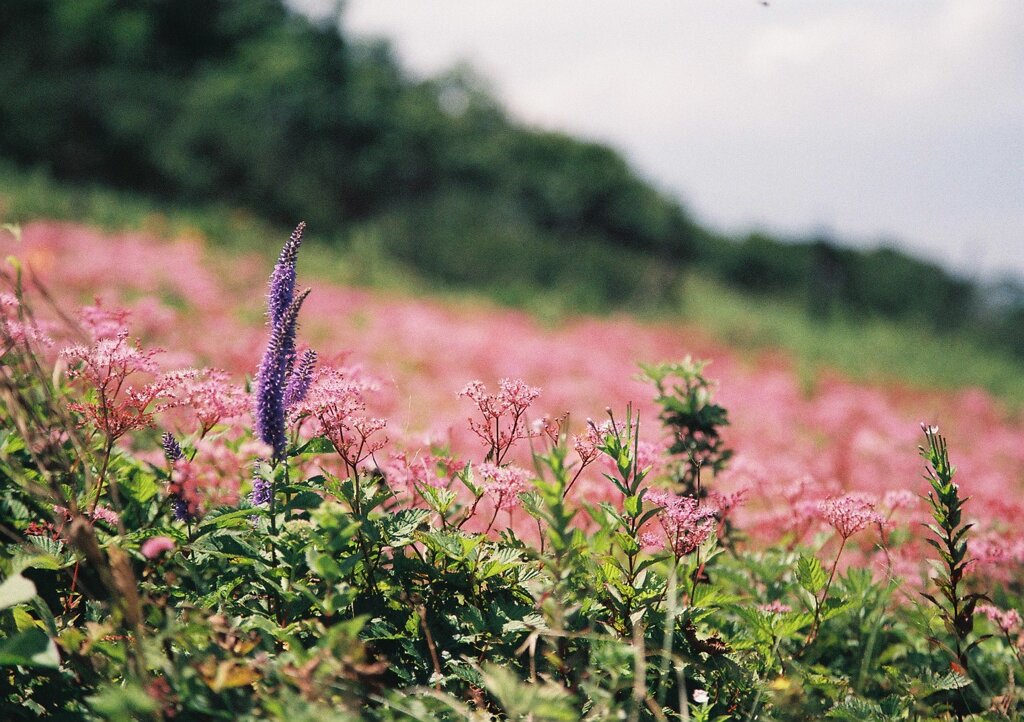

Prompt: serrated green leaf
xmin=285 ymin=490 xmax=323 ymax=513
xmin=120 ymin=471 xmax=159 ymax=504
xmin=796 ymin=555 xmax=826 ymax=595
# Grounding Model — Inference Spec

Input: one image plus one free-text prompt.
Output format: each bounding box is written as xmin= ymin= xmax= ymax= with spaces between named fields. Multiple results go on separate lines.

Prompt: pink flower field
xmin=4 ymin=220 xmax=1023 ymax=580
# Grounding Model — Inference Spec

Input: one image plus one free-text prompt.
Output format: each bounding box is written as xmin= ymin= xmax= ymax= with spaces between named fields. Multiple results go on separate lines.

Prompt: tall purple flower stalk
xmin=161 ymin=432 xmax=192 ymax=522
xmin=267 ymin=222 xmax=305 ymax=328
xmin=254 ymin=223 xmax=317 ymax=462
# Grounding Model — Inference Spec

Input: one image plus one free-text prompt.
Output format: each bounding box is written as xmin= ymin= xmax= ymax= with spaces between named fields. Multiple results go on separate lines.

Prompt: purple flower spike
xmin=267 ymin=222 xmax=305 ymax=329
xmin=255 ymin=223 xmax=316 ymax=463
xmin=248 ymin=463 xmax=273 ymax=507
xmin=160 ymin=432 xmax=194 ymax=522
xmin=283 ymin=349 xmax=317 ymax=410
xmin=171 ymin=497 xmax=193 ymax=523
xmin=254 ymin=287 xmax=310 ymax=460
xmin=161 ymin=432 xmax=184 ymax=462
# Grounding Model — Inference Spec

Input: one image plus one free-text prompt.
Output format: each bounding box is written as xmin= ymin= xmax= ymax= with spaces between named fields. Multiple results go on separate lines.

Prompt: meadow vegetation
xmin=0 ymin=222 xmax=1022 ymax=720
xmin=1 ymin=3 xmax=1023 ymax=718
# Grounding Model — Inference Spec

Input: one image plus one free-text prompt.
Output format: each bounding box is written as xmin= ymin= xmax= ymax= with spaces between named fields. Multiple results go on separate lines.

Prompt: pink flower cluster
xmin=645 ymin=489 xmax=718 ymax=557
xmin=381 ymin=450 xmax=443 ymax=491
xmin=164 ymin=367 xmax=249 ymax=435
xmin=477 ymin=463 xmax=531 ymax=512
xmin=288 ymin=366 xmax=387 ymax=469
xmin=141 ymin=536 xmax=176 ymax=560
xmin=0 ymin=292 xmax=52 ymax=348
xmin=53 ymin=504 xmax=120 ymax=528
xmin=60 ymin=329 xmax=171 ymax=439
xmin=460 ymin=378 xmax=540 ymax=464
xmin=818 ymin=494 xmax=884 ymax=540
xmin=977 ymin=604 xmax=1022 ymax=636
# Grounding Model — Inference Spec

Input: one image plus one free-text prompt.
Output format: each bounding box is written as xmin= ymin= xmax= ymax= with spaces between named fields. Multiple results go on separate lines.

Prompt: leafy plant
xmin=919 ymin=424 xmax=991 ymax=718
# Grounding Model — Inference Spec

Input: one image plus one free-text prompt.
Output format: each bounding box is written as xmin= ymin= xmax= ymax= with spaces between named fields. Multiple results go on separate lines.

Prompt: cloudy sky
xmin=293 ymin=0 xmax=1023 ymax=281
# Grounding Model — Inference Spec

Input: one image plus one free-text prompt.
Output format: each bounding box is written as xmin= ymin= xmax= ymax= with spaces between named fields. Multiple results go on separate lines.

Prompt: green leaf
xmin=87 ymin=682 xmax=158 ymax=718
xmin=120 ymin=470 xmax=159 ymax=504
xmin=826 ymin=696 xmax=884 ymax=721
xmin=0 ymin=573 xmax=36 ymax=611
xmin=199 ymin=507 xmax=259 ymax=531
xmin=285 ymin=490 xmax=323 ymax=513
xmin=796 ymin=555 xmax=826 ymax=595
xmin=10 ymin=552 xmax=65 ymax=574
xmin=294 ymin=436 xmax=336 ymax=455
xmin=420 ymin=485 xmax=456 ymax=515
xmin=0 ymin=628 xmax=59 ymax=668
xmin=482 ymin=663 xmax=577 ymax=721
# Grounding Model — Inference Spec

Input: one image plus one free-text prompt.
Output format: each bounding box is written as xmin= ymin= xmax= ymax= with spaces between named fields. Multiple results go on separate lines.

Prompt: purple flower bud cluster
xmin=248 ymin=464 xmax=273 ymax=507
xmin=283 ymin=349 xmax=317 ymax=410
xmin=267 ymin=222 xmax=305 ymax=328
xmin=161 ymin=431 xmax=183 ymax=463
xmin=161 ymin=432 xmax=194 ymax=522
xmin=254 ymin=223 xmax=317 ymax=461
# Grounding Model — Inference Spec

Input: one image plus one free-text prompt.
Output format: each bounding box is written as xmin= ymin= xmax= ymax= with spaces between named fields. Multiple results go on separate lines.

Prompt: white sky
xmin=292 ymin=0 xmax=1024 ymax=281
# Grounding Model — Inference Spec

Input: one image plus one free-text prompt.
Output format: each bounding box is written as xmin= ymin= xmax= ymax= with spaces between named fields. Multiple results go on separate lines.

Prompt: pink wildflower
xmin=707 ymin=488 xmax=747 ymax=522
xmin=477 ymin=463 xmax=531 ymax=511
xmin=141 ymin=536 xmax=176 ymax=560
xmin=53 ymin=504 xmax=119 ymax=527
xmin=79 ymin=302 xmax=131 ymax=340
xmin=288 ymin=366 xmax=387 ymax=469
xmin=383 ymin=450 xmax=442 ymax=491
xmin=61 ymin=330 xmax=173 ymax=439
xmin=758 ymin=600 xmax=792 ymax=614
xmin=639 ymin=531 xmax=662 ymax=550
xmin=819 ymin=494 xmax=884 ymax=540
xmin=459 ymin=378 xmax=540 ymax=464
xmin=634 ymin=440 xmax=667 ymax=479
xmin=572 ymin=422 xmax=602 ymax=466
xmin=90 ymin=506 xmax=120 ymax=527
xmin=882 ymin=489 xmax=917 ymax=514
xmin=646 ymin=489 xmax=717 ymax=557
xmin=60 ymin=330 xmax=159 ymax=385
xmin=533 ymin=413 xmax=567 ymax=446
xmin=977 ymin=604 xmax=1022 ymax=635
xmin=439 ymin=455 xmax=467 ymax=476
xmin=165 ymin=368 xmax=249 ymax=435
xmin=0 ymin=292 xmax=52 ymax=348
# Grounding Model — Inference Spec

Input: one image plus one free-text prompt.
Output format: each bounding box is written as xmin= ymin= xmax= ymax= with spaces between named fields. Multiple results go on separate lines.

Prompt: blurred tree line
xmin=0 ymin=0 xmax=1020 ymax=355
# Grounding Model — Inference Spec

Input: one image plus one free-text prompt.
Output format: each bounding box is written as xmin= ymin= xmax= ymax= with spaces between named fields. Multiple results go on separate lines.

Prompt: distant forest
xmin=1 ymin=0 xmax=1021 ymax=356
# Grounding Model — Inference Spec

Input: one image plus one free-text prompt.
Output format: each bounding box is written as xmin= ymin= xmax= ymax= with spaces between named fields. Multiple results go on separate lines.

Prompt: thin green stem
xmin=803 ymin=536 xmax=847 ymax=652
